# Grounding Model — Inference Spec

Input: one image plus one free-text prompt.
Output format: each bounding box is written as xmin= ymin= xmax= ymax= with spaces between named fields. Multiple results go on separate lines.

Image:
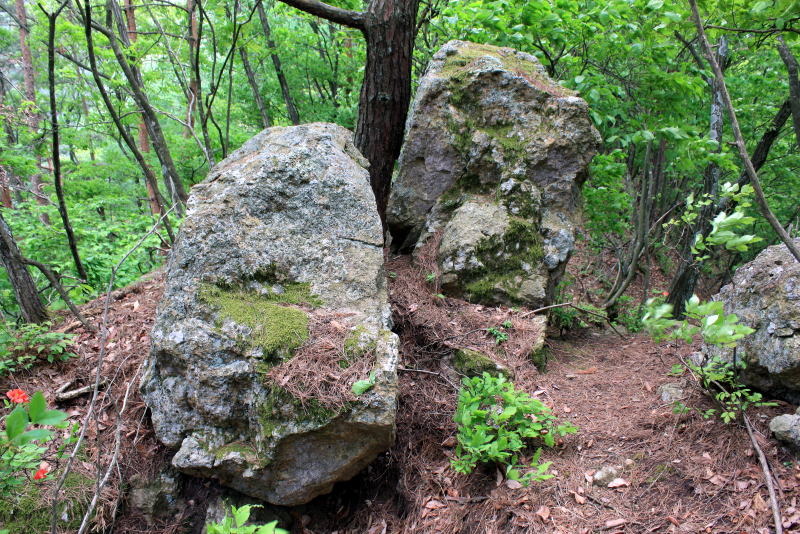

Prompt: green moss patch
xmin=0 ymin=472 xmax=92 ymax=533
xmin=257 ymin=385 xmax=338 ymax=439
xmin=200 ymin=284 xmax=317 ymax=359
xmin=453 ymin=348 xmax=508 ymax=378
xmin=461 ymin=218 xmax=544 ymax=305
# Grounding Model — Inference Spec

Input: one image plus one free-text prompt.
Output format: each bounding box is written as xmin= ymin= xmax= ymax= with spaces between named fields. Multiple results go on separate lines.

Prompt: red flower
xmin=661 ymin=291 xmax=669 ymax=297
xmin=33 ymin=467 xmax=49 ymax=481
xmin=6 ymin=389 xmax=29 ymax=404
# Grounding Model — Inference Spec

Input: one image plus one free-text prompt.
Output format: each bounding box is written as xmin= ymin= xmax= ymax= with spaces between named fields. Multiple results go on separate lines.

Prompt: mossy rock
xmin=453 ymin=348 xmax=511 ymax=378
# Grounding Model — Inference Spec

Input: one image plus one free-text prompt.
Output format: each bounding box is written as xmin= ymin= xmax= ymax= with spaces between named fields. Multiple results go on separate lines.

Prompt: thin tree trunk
xmin=0 ymin=210 xmax=48 ymax=323
xmin=43 ymin=1 xmax=88 ymax=281
xmin=257 ymin=1 xmax=300 ymax=125
xmin=78 ymin=0 xmax=175 ymax=244
xmin=777 ymin=36 xmax=800 ymax=149
xmin=186 ymin=0 xmax=200 ymax=137
xmin=689 ymin=0 xmax=800 ymax=264
xmin=239 ymin=46 xmax=271 ymax=128
xmin=668 ymin=36 xmax=728 ymax=316
xmin=14 ymin=0 xmax=50 ymax=224
xmin=95 ymin=0 xmax=188 ymax=210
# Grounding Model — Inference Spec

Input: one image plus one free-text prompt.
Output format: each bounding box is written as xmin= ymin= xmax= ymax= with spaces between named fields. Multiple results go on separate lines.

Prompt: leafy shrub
xmin=1 ymin=390 xmax=69 ymax=495
xmin=0 ymin=322 xmax=76 ymax=377
xmin=451 ymin=373 xmax=576 ymax=485
xmin=643 ymin=295 xmax=773 ymax=422
xmin=206 ymin=505 xmax=288 ymax=534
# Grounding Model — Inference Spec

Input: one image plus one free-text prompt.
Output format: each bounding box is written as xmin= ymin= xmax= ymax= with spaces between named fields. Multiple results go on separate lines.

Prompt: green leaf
xmin=5 ymin=406 xmax=28 ymax=440
xmin=646 ymin=0 xmax=664 ymax=10
xmin=28 ymin=391 xmax=46 ymax=422
xmin=13 ymin=428 xmax=52 ymax=445
xmin=35 ymin=409 xmax=68 ymax=426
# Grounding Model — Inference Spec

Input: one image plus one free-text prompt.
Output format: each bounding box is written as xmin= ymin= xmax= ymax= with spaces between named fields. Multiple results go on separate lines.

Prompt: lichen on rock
xmin=387 ymin=40 xmax=600 ymax=309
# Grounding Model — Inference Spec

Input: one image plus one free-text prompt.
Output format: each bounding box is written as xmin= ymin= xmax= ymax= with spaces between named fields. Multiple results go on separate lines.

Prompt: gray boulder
xmin=387 ymin=40 xmax=600 ymax=308
xmin=770 ymin=412 xmax=800 ymax=450
xmin=141 ymin=123 xmax=398 ymax=506
xmin=704 ymin=239 xmax=800 ymax=402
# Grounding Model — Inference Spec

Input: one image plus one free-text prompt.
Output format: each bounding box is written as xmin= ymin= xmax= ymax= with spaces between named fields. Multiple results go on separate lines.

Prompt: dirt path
xmin=307 ymin=330 xmax=799 ymax=534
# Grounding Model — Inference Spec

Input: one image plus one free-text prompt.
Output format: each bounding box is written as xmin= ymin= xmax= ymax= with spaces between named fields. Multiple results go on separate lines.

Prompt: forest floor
xmin=2 ymin=256 xmax=799 ymax=533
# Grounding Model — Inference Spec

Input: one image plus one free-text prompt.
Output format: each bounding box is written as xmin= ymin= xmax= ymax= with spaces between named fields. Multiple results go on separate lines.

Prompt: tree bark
xmin=43 ymin=1 xmax=88 ymax=281
xmin=0 ymin=210 xmax=48 ymax=323
xmin=15 ymin=0 xmax=50 ymax=224
xmin=667 ymin=36 xmax=728 ymax=317
xmin=186 ymin=0 xmax=200 ymax=136
xmin=239 ymin=46 xmax=271 ymax=128
xmin=96 ymin=0 xmax=188 ymax=210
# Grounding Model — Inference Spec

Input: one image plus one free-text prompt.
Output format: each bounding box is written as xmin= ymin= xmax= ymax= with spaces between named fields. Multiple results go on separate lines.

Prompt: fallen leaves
xmin=607 ymin=478 xmax=630 ymax=488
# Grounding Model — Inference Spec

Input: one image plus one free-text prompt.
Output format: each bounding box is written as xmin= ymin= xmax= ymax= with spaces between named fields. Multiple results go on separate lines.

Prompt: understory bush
xmin=451 ymin=373 xmax=577 ymax=485
xmin=0 ymin=322 xmax=76 ymax=377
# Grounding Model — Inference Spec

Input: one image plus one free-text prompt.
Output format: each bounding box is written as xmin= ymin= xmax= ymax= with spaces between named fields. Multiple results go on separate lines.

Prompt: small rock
xmin=592 ymin=465 xmax=619 ymax=486
xmin=128 ymin=467 xmax=183 ymax=526
xmin=656 ymin=382 xmax=685 ymax=404
xmin=770 ymin=413 xmax=800 ymax=449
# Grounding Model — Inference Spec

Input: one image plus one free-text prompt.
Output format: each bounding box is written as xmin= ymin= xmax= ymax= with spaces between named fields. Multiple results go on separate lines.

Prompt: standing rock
xmin=704 ymin=239 xmax=800 ymax=402
xmin=141 ymin=123 xmax=398 ymax=506
xmin=387 ymin=40 xmax=600 ymax=308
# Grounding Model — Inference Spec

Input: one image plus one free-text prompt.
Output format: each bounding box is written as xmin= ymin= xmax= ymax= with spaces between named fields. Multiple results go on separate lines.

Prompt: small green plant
xmin=351 ymin=371 xmax=377 ymax=395
xmin=425 ymin=273 xmax=436 ymax=283
xmin=502 ymin=320 xmax=513 ymax=329
xmin=205 ymin=505 xmax=288 ymax=534
xmin=1 ymin=389 xmax=70 ymax=495
xmin=451 ymin=373 xmax=576 ymax=485
xmin=643 ymin=295 xmax=775 ymax=423
xmin=0 ymin=322 xmax=76 ymax=377
xmin=486 ymin=326 xmax=509 ymax=344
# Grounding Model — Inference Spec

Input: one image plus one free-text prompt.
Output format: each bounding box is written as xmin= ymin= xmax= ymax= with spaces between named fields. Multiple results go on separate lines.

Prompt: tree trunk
xmin=14 ymin=0 xmax=50 ymax=224
xmin=78 ymin=0 xmax=175 ymax=243
xmin=354 ymin=0 xmax=419 ymax=225
xmin=0 ymin=210 xmax=48 ymax=323
xmin=667 ymin=36 xmax=728 ymax=317
xmin=44 ymin=2 xmax=88 ymax=281
xmin=777 ymin=36 xmax=800 ymax=150
xmin=187 ymin=0 xmax=200 ymax=137
xmin=257 ymin=2 xmax=300 ymax=125
xmin=99 ymin=0 xmax=188 ymax=210
xmin=239 ymin=46 xmax=271 ymax=128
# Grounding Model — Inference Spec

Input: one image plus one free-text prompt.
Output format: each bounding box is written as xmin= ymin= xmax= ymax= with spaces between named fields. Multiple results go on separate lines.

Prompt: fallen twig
xmin=743 ymin=413 xmax=783 ymax=534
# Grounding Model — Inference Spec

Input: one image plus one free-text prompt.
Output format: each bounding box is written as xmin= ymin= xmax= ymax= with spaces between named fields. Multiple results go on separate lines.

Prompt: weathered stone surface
xmin=387 ymin=40 xmax=600 ymax=308
xmin=128 ymin=468 xmax=183 ymax=526
xmin=656 ymin=382 xmax=686 ymax=404
xmin=452 ymin=348 xmax=511 ymax=378
xmin=141 ymin=123 xmax=398 ymax=506
xmin=770 ymin=413 xmax=800 ymax=450
xmin=704 ymin=239 xmax=800 ymax=402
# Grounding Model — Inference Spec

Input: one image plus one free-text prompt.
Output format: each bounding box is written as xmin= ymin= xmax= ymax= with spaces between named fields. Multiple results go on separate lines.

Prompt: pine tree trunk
xmin=239 ymin=47 xmax=271 ymax=128
xmin=354 ymin=0 xmax=419 ymax=225
xmin=257 ymin=2 xmax=300 ymax=125
xmin=0 ymin=211 xmax=48 ymax=323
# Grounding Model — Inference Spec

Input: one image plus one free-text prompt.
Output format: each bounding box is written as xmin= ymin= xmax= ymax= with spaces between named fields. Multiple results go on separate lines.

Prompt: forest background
xmin=0 ymin=0 xmax=799 ymax=329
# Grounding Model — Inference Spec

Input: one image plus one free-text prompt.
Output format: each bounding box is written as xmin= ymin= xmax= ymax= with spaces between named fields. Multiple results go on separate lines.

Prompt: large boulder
xmin=387 ymin=40 xmax=600 ymax=308
xmin=704 ymin=240 xmax=800 ymax=402
xmin=141 ymin=123 xmax=398 ymax=506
